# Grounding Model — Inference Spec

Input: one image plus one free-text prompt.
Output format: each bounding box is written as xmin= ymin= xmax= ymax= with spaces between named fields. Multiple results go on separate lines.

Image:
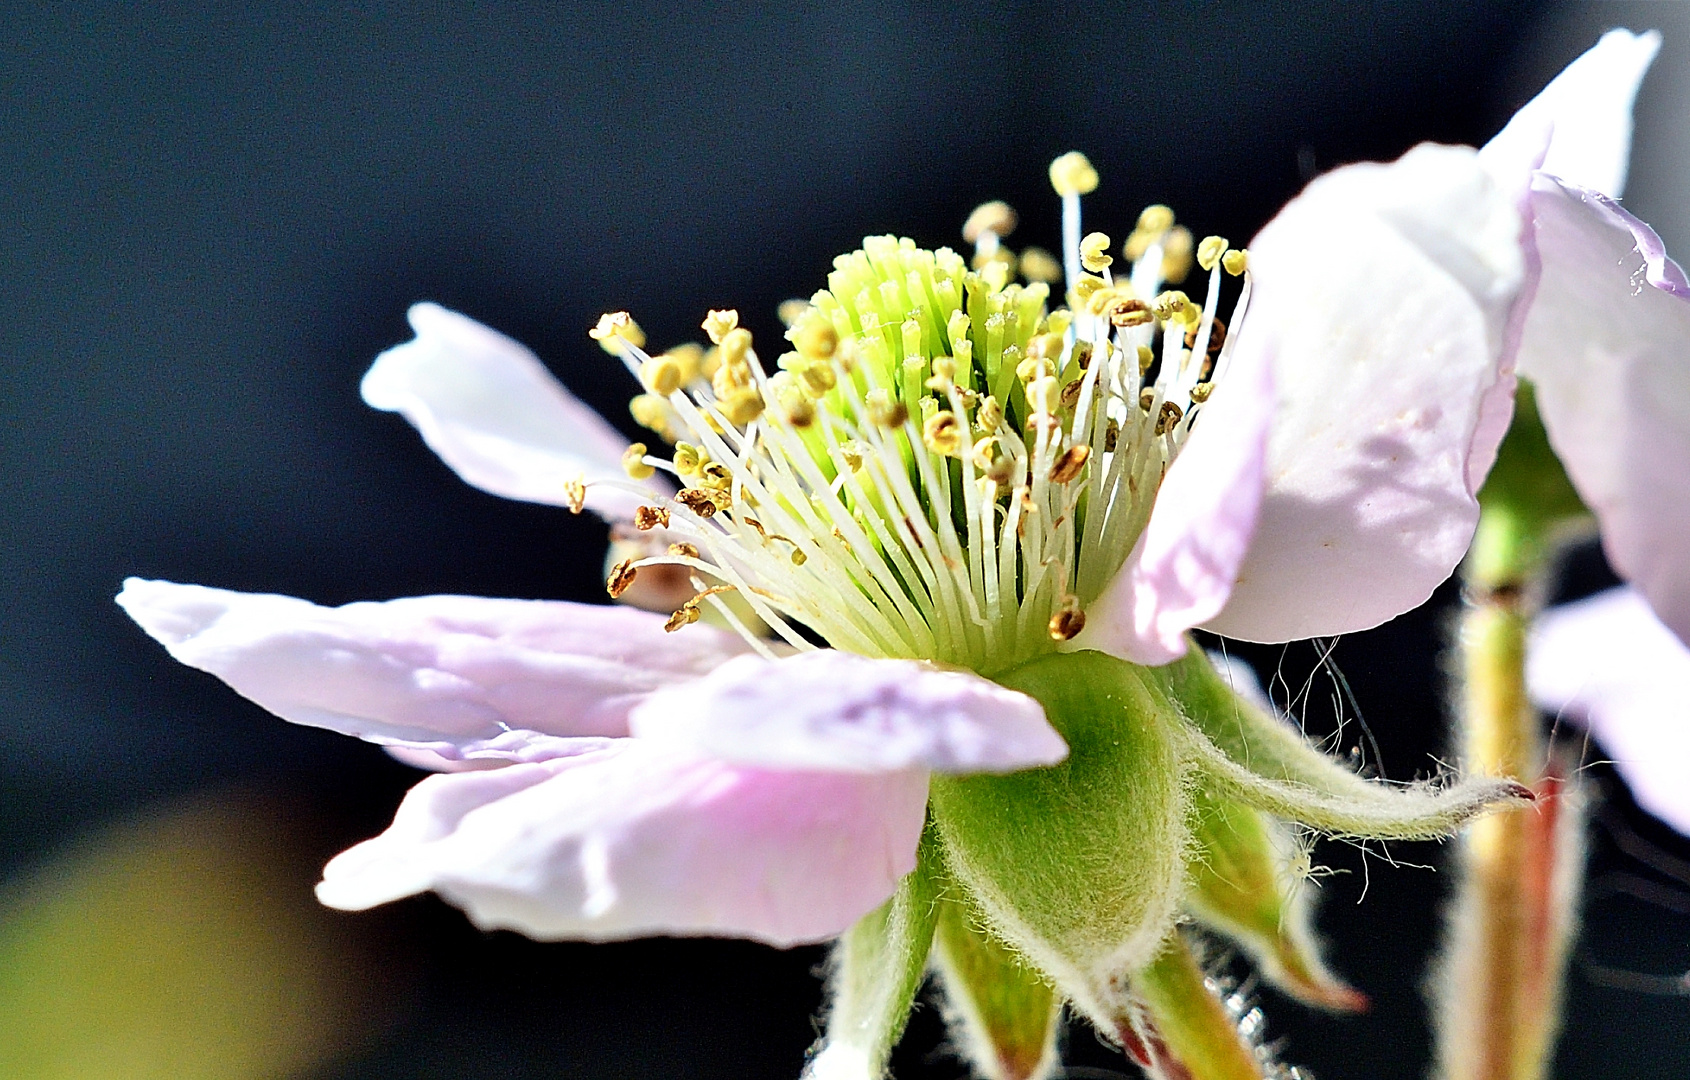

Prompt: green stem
xmin=1432 ymin=505 xmax=1585 ymax=1080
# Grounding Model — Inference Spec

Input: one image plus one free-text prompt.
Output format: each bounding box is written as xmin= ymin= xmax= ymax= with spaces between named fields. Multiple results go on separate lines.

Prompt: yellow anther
xmin=924 ymin=360 xmax=955 ymax=393
xmin=834 ymin=442 xmax=866 ymax=473
xmin=699 ymin=461 xmax=733 ymax=492
xmin=985 ymin=454 xmax=1018 ymax=486
xmin=1221 ymin=248 xmax=1249 ymax=276
xmin=976 ymin=395 xmax=1003 ymax=432
xmin=589 ymin=311 xmax=646 ymax=353
xmin=865 ymin=391 xmax=908 ymax=428
xmin=718 ymin=387 xmax=765 ymax=426
xmin=798 ymin=361 xmax=836 ymax=396
xmin=629 ymin=394 xmax=675 ymax=441
xmin=606 ymin=558 xmax=638 ymax=598
xmin=789 ymin=316 xmax=838 ymax=360
xmin=1139 ymin=388 xmax=1156 ymax=411
xmin=677 ymin=488 xmax=722 ymax=518
xmin=672 ymin=443 xmax=702 ymax=477
xmin=1049 ymin=151 xmax=1100 ymax=198
xmin=962 ymin=200 xmax=1019 ymax=243
xmin=1040 ymin=309 xmax=1073 ymax=338
xmin=1016 ymin=356 xmax=1056 ymax=384
xmin=779 ymin=392 xmax=816 ymax=428
xmin=664 ymin=604 xmax=702 ymax=633
xmin=702 ymin=309 xmax=739 ymax=346
xmin=971 ymin=435 xmax=999 ymax=472
xmin=777 ymin=299 xmax=811 ymax=327
xmin=1161 ymin=226 xmax=1195 ymax=284
xmin=1080 ymin=232 xmax=1114 ymax=272
xmin=667 ymin=541 xmax=700 ymax=559
xmin=1189 ymin=382 xmax=1213 ymax=403
xmin=1072 ymin=274 xmax=1109 ymax=304
xmin=664 ymin=343 xmax=705 ymax=384
xmin=1197 ymin=235 xmax=1230 ymax=273
xmin=1048 ymin=603 xmax=1087 ymax=642
xmin=622 ymin=443 xmax=655 ymax=481
xmin=1026 ymin=376 xmax=1060 ymax=416
xmin=633 ymin=505 xmax=670 ymax=530
xmin=1104 ymin=296 xmax=1154 ymax=328
xmin=1137 ymin=344 xmax=1156 ymax=375
xmin=700 ymin=344 xmax=722 ymax=379
xmin=1152 ymin=290 xmax=1195 ymax=324
xmin=1137 ymin=204 xmax=1175 ymax=235
xmin=562 ymin=478 xmax=587 ymax=514
xmin=639 ymin=354 xmax=684 ymax=396
xmin=1026 ymin=332 xmax=1065 ymax=361
xmin=718 ymin=326 xmax=753 ymax=368
xmin=1071 ymin=340 xmax=1094 ymax=370
xmin=1019 ymin=246 xmax=1063 ymax=284
xmin=923 ymin=411 xmax=962 ymax=457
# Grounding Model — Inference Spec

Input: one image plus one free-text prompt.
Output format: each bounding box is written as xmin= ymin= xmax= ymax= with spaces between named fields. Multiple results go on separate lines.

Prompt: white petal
xmin=1481 ymin=29 xmax=1661 ymax=200
xmin=362 ymin=302 xmax=668 ymax=521
xmin=1515 ymin=178 xmax=1690 ymax=644
xmin=116 ymin=579 xmax=758 ymax=756
xmin=1207 ymin=144 xmax=1525 ymax=642
xmin=1085 ymin=345 xmax=1274 ymax=664
xmin=1528 ymin=588 xmax=1690 ymax=835
xmin=316 ymin=738 xmax=931 ymax=946
xmin=627 ymin=650 xmax=1066 ymax=775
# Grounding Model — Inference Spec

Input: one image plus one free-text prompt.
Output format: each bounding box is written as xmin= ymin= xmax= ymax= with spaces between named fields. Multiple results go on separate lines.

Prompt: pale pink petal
xmin=1515 ymin=178 xmax=1690 ymax=644
xmin=316 ymin=738 xmax=930 ymax=946
xmin=1082 ymin=345 xmax=1274 ymax=664
xmin=628 ymin=650 xmax=1065 ymax=774
xmin=1528 ymin=587 xmax=1690 ymax=835
xmin=1205 ymin=144 xmax=1525 ymax=643
xmin=361 ymin=302 xmax=669 ymax=521
xmin=116 ymin=578 xmax=758 ymax=756
xmin=1481 ymin=29 xmax=1661 ymax=201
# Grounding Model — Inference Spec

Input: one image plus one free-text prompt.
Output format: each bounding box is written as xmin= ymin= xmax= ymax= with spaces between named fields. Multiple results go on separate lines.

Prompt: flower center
xmin=594 ymin=153 xmax=1250 ymax=675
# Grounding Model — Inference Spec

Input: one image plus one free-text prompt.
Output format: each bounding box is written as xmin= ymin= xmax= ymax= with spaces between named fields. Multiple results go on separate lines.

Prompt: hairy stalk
xmin=1432 ymin=467 xmax=1587 ymax=1080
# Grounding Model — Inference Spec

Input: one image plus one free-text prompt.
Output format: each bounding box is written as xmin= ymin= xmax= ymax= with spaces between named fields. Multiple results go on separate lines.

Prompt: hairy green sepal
xmin=806 ymin=826 xmax=942 ymax=1080
xmin=929 ymin=650 xmax=1187 ymax=1030
xmin=1133 ymin=932 xmax=1268 ymax=1080
xmin=931 ymin=894 xmax=1060 ymax=1080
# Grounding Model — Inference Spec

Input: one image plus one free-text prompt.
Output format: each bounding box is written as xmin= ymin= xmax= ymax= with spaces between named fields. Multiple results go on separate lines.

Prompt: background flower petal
xmin=117 ymin=579 xmax=758 ymax=755
xmin=1528 ymin=587 xmax=1690 ymax=835
xmin=361 ymin=302 xmax=667 ymax=521
xmin=627 ymin=650 xmax=1066 ymax=774
xmin=1515 ymin=178 xmax=1690 ymax=644
xmin=1083 ymin=344 xmax=1274 ymax=664
xmin=1205 ymin=144 xmax=1525 ymax=643
xmin=1480 ymin=28 xmax=1661 ymax=200
xmin=315 ymin=739 xmax=930 ymax=946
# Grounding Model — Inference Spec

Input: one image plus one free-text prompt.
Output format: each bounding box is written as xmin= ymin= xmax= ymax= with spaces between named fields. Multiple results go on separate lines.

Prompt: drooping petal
xmin=628 ymin=650 xmax=1066 ymax=775
xmin=315 ymin=738 xmax=931 ymax=946
xmin=1514 ymin=178 xmax=1690 ymax=644
xmin=1527 ymin=587 xmax=1690 ymax=835
xmin=1083 ymin=343 xmax=1274 ymax=664
xmin=1480 ymin=29 xmax=1661 ymax=200
xmin=361 ymin=302 xmax=666 ymax=521
xmin=116 ymin=579 xmax=758 ymax=756
xmin=1206 ymin=143 xmax=1525 ymax=643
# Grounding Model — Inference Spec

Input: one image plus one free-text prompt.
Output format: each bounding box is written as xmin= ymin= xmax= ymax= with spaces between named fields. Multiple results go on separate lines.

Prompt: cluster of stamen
xmin=587 ymin=153 xmax=1251 ymax=675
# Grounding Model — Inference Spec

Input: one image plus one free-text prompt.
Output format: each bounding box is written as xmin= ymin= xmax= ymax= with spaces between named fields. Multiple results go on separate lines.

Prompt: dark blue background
xmin=5 ymin=2 xmax=1688 ymax=1076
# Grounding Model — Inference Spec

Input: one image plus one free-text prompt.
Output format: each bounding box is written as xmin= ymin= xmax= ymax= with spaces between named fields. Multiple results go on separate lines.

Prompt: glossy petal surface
xmin=1207 ymin=144 xmax=1524 ymax=642
xmin=1515 ymin=178 xmax=1690 ymax=644
xmin=117 ymin=579 xmax=756 ymax=756
xmin=316 ymin=738 xmax=931 ymax=946
xmin=629 ymin=649 xmax=1065 ymax=774
xmin=1528 ymin=588 xmax=1690 ymax=835
xmin=1085 ymin=343 xmax=1274 ymax=664
xmin=362 ymin=302 xmax=663 ymax=520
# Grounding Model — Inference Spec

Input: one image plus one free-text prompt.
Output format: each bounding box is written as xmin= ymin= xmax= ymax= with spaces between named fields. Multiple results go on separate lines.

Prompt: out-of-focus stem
xmin=1433 ymin=513 xmax=1585 ymax=1080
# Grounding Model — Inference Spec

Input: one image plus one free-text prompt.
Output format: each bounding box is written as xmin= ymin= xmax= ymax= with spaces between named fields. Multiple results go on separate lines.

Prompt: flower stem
xmin=1432 ymin=506 xmax=1586 ymax=1080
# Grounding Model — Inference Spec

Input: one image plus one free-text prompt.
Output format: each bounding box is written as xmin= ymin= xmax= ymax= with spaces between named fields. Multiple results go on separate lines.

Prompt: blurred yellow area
xmin=0 ymin=790 xmax=403 ymax=1079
